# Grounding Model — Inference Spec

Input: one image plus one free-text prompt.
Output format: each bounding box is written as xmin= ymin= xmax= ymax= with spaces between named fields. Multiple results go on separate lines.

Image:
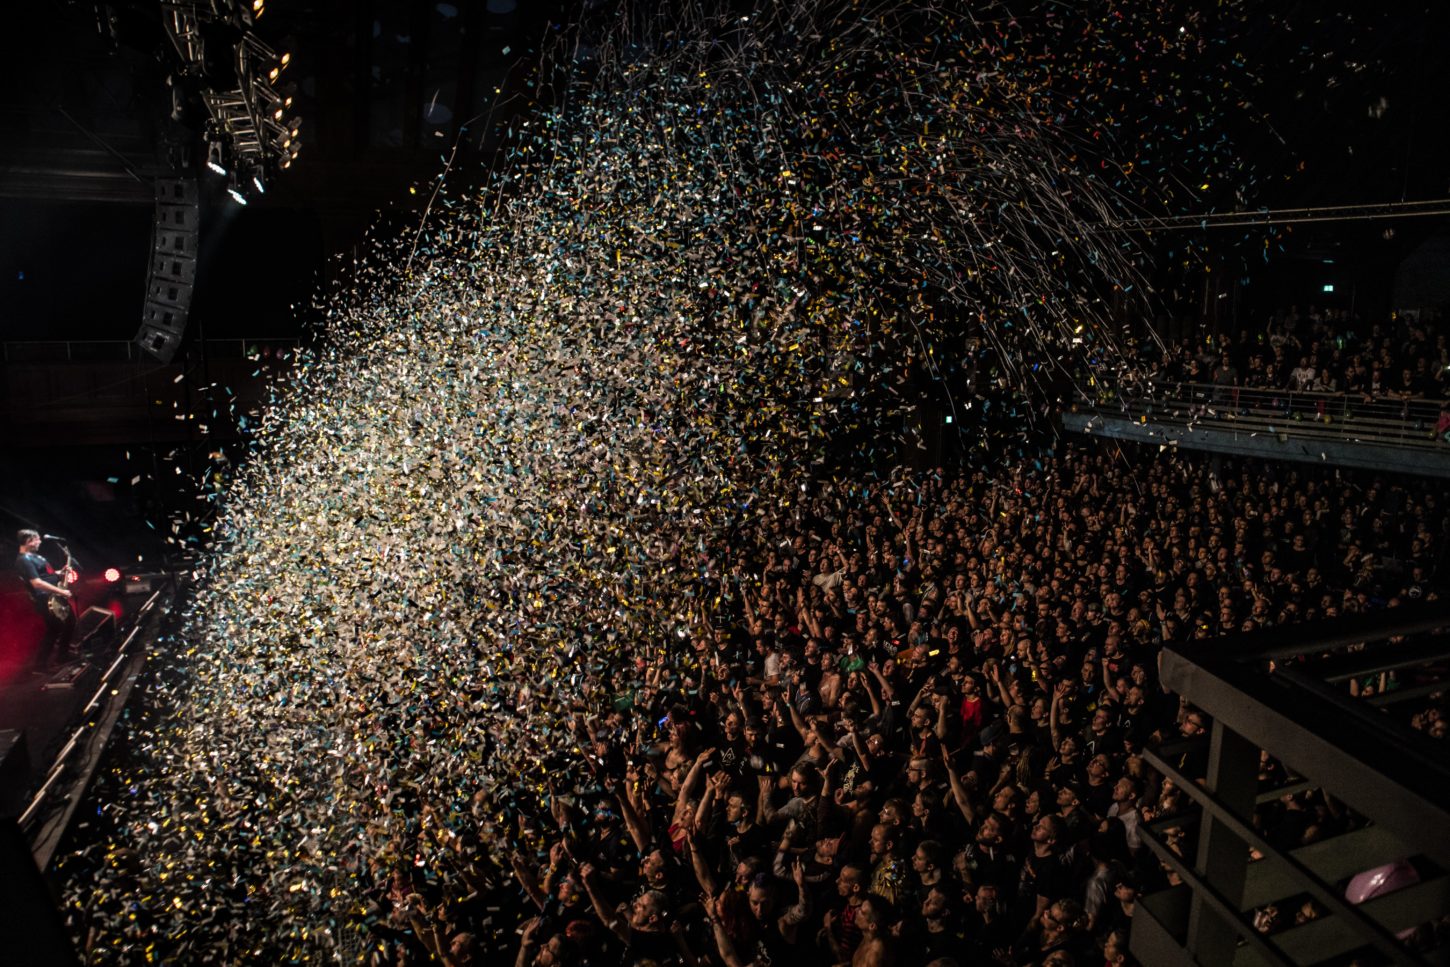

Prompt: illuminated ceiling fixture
xmin=205 ymin=140 xmax=226 ymax=175
xmin=165 ymin=5 xmax=298 ymax=181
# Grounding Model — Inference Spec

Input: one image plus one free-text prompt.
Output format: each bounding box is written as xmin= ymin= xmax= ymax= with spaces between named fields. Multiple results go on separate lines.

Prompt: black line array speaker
xmin=134 ymin=177 xmax=200 ymax=364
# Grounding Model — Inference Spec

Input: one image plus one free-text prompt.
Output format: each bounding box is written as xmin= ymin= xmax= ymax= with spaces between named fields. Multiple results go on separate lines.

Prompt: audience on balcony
xmin=1154 ymin=306 xmax=1449 ymax=402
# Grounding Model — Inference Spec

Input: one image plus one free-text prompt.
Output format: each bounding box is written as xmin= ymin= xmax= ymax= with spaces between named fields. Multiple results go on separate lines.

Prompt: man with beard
xmin=695 ymin=772 xmax=769 ymax=874
xmin=713 ymin=710 xmax=749 ymax=778
xmin=577 ymin=863 xmax=679 ymax=964
xmin=954 ymin=814 xmax=1020 ymax=896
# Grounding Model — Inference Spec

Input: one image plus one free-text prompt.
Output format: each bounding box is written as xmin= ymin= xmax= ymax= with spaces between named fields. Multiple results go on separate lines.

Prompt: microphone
xmin=42 ymin=534 xmax=68 ymax=542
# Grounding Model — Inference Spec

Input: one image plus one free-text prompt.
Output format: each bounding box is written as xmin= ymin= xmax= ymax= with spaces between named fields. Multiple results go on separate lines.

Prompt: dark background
xmin=0 ymin=1 xmax=1447 ymax=342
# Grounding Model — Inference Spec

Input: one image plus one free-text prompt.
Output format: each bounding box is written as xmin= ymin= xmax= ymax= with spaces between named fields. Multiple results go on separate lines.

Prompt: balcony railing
xmin=1084 ymin=381 xmax=1447 ymax=447
xmin=1132 ymin=601 xmax=1450 ymax=967
xmin=0 ymin=338 xmax=301 ymax=363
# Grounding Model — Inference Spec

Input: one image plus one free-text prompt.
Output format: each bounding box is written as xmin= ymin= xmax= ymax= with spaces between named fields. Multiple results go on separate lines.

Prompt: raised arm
xmin=578 ymin=862 xmax=632 ymax=944
xmin=1050 ymin=681 xmax=1071 ymax=750
xmin=509 ymin=850 xmax=549 ymax=910
xmin=988 ymin=661 xmax=1013 ymax=710
xmin=780 ymin=859 xmax=813 ymax=935
xmin=694 ymin=770 xmax=726 ymax=832
xmin=615 ymin=773 xmax=655 ymax=854
xmin=684 ymin=827 xmax=720 ymax=897
xmin=515 ymin=917 xmax=544 ymax=967
xmin=933 ymin=692 xmax=952 ymax=742
xmin=850 ymin=730 xmax=874 ymax=773
xmin=784 ymin=689 xmax=812 ymax=742
xmin=707 ymin=906 xmax=749 ymax=967
xmin=861 ymin=666 xmax=886 ymax=720
xmin=407 ymin=904 xmax=453 ymax=966
xmin=941 ymin=744 xmax=978 ymax=825
xmin=675 ymin=747 xmax=716 ymax=817
xmin=757 ymin=773 xmax=786 ymax=826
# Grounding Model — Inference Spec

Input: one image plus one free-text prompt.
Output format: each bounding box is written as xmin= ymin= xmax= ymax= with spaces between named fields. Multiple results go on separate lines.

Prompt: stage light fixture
xmin=273 ymin=107 xmax=284 ymax=120
xmin=104 ymin=568 xmax=121 ymax=583
xmin=227 ymin=186 xmax=248 ymax=205
xmin=253 ymin=174 xmax=265 ymax=193
xmin=284 ymin=96 xmax=293 ymax=107
xmin=253 ymin=0 xmax=264 ymax=13
xmin=268 ymin=67 xmax=280 ymax=82
xmin=205 ymin=141 xmax=227 ymax=175
xmin=280 ymin=52 xmax=291 ymax=67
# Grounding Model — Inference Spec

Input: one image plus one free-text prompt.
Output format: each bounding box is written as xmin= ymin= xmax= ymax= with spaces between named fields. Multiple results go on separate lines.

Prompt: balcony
xmin=1064 ymin=383 xmax=1450 ymax=479
xmin=1132 ymin=601 xmax=1450 ymax=967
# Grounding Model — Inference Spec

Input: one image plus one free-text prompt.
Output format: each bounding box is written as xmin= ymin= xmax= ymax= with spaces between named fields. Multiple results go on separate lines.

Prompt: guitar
xmin=45 ymin=541 xmax=79 ymax=624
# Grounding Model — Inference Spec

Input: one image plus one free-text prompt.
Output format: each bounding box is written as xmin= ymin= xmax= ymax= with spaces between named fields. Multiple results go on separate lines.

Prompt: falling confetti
xmin=55 ymin=0 xmax=1354 ymax=959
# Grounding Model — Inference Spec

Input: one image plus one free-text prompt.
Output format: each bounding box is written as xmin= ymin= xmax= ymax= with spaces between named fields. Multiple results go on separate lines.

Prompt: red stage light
xmin=104 ymin=568 xmax=122 ymax=583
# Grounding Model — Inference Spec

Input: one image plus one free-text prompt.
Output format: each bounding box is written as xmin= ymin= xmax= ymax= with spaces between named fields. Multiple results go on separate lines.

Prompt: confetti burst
xmin=58 ymin=0 xmax=1283 ymax=959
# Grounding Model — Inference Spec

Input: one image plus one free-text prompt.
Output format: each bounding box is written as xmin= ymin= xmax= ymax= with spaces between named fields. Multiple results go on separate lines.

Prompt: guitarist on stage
xmin=15 ymin=529 xmax=77 ymax=669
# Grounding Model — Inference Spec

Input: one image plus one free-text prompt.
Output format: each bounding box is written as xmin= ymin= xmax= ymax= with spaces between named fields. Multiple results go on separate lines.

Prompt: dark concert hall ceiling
xmin=0 ymin=0 xmax=575 ymax=338
xmin=0 ymin=0 xmax=570 ymax=209
xmin=0 ymin=1 xmax=1446 ymax=339
xmin=3 ymin=2 xmax=1446 ymax=213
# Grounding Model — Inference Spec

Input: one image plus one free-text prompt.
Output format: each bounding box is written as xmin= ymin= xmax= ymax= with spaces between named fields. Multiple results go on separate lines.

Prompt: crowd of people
xmin=1153 ymin=307 xmax=1450 ymax=402
xmin=367 ymin=440 xmax=1446 ymax=967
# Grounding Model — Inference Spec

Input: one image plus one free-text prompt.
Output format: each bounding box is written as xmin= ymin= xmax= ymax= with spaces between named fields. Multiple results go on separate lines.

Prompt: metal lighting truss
xmin=158 ymin=0 xmax=297 ymax=175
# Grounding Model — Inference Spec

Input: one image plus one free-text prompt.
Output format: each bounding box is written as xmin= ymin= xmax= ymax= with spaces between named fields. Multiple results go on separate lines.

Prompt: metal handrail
xmin=1080 ymin=381 xmax=1448 ymax=449
xmin=1136 ymin=602 xmax=1450 ymax=967
xmin=1141 ymin=746 xmax=1419 ymax=966
xmin=17 ymin=585 xmax=167 ymax=831
xmin=1 ymin=338 xmax=302 ymax=363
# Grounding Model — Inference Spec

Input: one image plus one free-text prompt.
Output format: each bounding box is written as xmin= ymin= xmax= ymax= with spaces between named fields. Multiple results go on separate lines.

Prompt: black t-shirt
xmin=1020 ymin=848 xmax=1076 ymax=905
xmin=964 ymin=909 xmax=1016 ymax=962
xmin=17 ymin=551 xmax=52 ymax=603
xmin=1080 ymin=777 xmax=1117 ymax=819
xmin=913 ymin=922 xmax=970 ymax=965
xmin=716 ymin=735 xmax=749 ymax=779
xmin=622 ymin=927 xmax=680 ymax=965
xmin=960 ymin=839 xmax=1019 ymax=894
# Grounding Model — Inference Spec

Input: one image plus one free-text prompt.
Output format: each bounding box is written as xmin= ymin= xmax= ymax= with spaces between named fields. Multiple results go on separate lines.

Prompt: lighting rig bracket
xmin=158 ymin=0 xmax=299 ymax=197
